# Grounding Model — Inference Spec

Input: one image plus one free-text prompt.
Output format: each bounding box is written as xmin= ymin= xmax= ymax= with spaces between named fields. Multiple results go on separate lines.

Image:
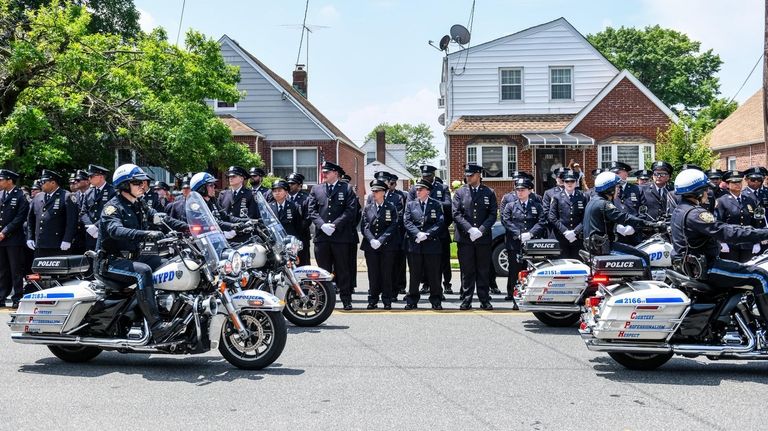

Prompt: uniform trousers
xmin=365 ymin=249 xmax=396 ymax=305
xmin=406 ymin=252 xmax=442 ymax=306
xmin=458 ymin=243 xmax=492 ymax=303
xmin=315 ymin=242 xmax=354 ymax=305
xmin=0 ymin=246 xmax=25 ymax=304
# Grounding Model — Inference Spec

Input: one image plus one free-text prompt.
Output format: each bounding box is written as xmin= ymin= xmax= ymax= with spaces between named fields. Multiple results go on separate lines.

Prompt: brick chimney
xmin=292 ymin=64 xmax=307 ymax=98
xmin=376 ymin=130 xmax=386 ymax=164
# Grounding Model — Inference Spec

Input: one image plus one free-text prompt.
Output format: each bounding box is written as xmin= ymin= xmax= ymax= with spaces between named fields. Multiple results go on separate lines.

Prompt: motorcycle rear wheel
xmin=608 ymin=352 xmax=673 ymax=370
xmin=219 ymin=310 xmax=287 ymax=370
xmin=532 ymin=311 xmax=581 ymax=327
xmin=48 ymin=345 xmax=102 ymax=363
xmin=283 ymin=280 xmax=336 ymax=327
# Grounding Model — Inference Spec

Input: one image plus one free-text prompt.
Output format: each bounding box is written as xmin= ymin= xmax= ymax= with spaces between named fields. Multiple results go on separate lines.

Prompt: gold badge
xmin=104 ymin=205 xmax=116 ymax=216
xmin=699 ymin=212 xmax=715 ymax=223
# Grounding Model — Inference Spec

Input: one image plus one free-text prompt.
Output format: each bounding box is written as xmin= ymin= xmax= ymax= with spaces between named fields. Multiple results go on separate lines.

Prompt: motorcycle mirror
xmin=153 ymin=212 xmax=167 ymax=225
xmin=639 ymin=205 xmax=648 ymax=215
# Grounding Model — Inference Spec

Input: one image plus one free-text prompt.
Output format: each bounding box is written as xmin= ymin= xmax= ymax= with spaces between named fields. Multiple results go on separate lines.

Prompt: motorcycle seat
xmin=93 ymin=273 xmax=135 ymax=294
xmin=666 ymin=269 xmax=717 ymax=294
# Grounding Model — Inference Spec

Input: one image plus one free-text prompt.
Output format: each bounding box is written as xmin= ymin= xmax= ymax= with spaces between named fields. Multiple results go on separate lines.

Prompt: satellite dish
xmin=450 ymin=24 xmax=471 ymax=45
xmin=439 ymin=35 xmax=451 ymax=51
xmin=438 ymin=113 xmax=445 ymax=126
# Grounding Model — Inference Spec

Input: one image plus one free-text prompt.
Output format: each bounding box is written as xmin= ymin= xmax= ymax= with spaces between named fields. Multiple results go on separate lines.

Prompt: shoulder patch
xmin=698 ymin=211 xmax=715 ymax=223
xmin=104 ymin=205 xmax=116 ymax=216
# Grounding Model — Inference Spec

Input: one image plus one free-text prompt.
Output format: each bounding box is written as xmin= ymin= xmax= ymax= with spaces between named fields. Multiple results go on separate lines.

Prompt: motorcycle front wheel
xmin=219 ymin=310 xmax=287 ymax=370
xmin=608 ymin=352 xmax=673 ymax=370
xmin=282 ymin=280 xmax=336 ymax=327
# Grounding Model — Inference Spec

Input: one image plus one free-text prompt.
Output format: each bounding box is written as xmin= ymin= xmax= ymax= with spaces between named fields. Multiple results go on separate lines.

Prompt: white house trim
xmin=565 ymin=69 xmax=679 ymax=133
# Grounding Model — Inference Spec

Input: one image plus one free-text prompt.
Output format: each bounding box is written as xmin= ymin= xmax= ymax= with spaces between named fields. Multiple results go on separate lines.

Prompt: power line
xmin=175 ymin=0 xmax=186 ymax=46
xmin=296 ymin=0 xmax=310 ymax=65
xmin=728 ymin=52 xmax=764 ymax=104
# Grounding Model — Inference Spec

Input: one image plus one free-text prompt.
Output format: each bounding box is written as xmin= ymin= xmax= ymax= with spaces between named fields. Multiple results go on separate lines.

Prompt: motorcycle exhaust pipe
xmin=11 ymin=320 xmax=152 ymax=348
xmin=672 ymin=314 xmax=755 ymax=356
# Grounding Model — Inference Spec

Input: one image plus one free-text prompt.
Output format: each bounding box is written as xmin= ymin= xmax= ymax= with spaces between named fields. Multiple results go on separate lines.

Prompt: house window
xmin=598 ymin=144 xmax=655 ymax=172
xmin=116 ymin=148 xmax=135 ymax=166
xmin=214 ymin=99 xmax=237 ymax=111
xmin=272 ymin=148 xmax=318 ymax=183
xmin=727 ymin=156 xmax=737 ymax=171
xmin=466 ymin=145 xmax=517 ymax=179
xmin=366 ymin=151 xmax=376 ymax=164
xmin=550 ymin=67 xmax=573 ymax=100
xmin=500 ymin=68 xmax=522 ymax=101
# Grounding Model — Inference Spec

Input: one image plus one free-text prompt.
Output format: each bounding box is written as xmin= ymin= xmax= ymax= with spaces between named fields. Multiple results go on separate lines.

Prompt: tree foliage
xmin=654 ymin=114 xmax=721 ymax=171
xmin=0 ymin=0 xmax=260 ymax=179
xmin=588 ymin=25 xmax=723 ymax=112
xmin=365 ymin=122 xmax=437 ymax=177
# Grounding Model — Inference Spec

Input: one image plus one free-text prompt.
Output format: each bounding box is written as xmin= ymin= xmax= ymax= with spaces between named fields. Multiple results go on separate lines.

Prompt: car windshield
xmin=185 ymin=191 xmax=229 ymax=274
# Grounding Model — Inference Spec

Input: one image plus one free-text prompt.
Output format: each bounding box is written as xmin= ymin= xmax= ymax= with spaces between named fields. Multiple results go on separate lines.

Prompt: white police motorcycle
xmin=9 ymin=192 xmax=287 ymax=370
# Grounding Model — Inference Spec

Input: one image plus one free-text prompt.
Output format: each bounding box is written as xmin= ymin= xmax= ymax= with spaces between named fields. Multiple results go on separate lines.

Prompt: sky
xmin=134 ymin=0 xmax=764 ymax=156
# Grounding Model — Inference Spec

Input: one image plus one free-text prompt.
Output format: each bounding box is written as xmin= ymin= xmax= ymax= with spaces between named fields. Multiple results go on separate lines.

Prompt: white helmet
xmin=113 ymin=164 xmax=150 ymax=189
xmin=594 ymin=171 xmax=621 ymax=193
xmin=674 ymin=168 xmax=711 ymax=196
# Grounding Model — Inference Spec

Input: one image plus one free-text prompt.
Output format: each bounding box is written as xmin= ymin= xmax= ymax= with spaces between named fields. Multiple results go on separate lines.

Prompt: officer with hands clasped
xmin=548 ymin=169 xmax=588 ymax=260
xmin=671 ymin=168 xmax=768 ymax=324
xmin=95 ymin=164 xmax=188 ymax=342
xmin=715 ymin=170 xmax=763 ymax=262
xmin=403 ymin=179 xmax=444 ymax=310
xmin=361 ymin=179 xmax=399 ymax=310
xmin=0 ymin=169 xmax=29 ymax=308
xmin=27 ymin=169 xmax=78 ymax=258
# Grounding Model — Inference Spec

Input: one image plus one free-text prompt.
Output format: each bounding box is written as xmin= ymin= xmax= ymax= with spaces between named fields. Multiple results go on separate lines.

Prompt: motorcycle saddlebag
xmin=31 ymin=255 xmax=90 ymax=276
xmin=9 ymin=283 xmax=98 ymax=334
xmin=522 ymin=239 xmax=560 ymax=257
xmin=592 ymin=255 xmax=645 ymax=278
xmin=520 ymin=260 xmax=590 ymax=304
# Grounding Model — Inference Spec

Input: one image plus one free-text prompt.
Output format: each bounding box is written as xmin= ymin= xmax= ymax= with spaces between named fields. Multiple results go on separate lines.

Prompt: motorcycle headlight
xmin=219 ymin=249 xmax=243 ymax=276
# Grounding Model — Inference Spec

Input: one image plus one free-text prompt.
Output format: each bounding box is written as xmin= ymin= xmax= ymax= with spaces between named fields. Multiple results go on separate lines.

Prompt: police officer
xmin=610 ymin=161 xmax=644 ymax=245
xmin=70 ymin=170 xmax=89 ymax=194
xmin=218 ymin=166 xmax=259 ymax=242
xmin=549 ymin=170 xmax=588 ymax=259
xmin=742 ymin=167 xmax=768 ymax=211
xmin=153 ymin=181 xmax=172 ymax=210
xmin=142 ymin=179 xmax=165 ymax=213
xmin=80 ymin=164 xmax=116 ymax=251
xmin=715 ymin=170 xmax=762 ymax=262
xmin=541 ymin=168 xmax=564 ymax=235
xmin=308 ymin=161 xmax=358 ymax=310
xmin=30 ymin=180 xmax=42 ymax=200
xmin=186 ymin=172 xmax=250 ymax=239
xmin=585 ymin=168 xmax=605 ymax=200
xmin=502 ymin=177 xmax=546 ymax=302
xmin=286 ymin=172 xmax=311 ymax=265
xmin=641 ymin=161 xmax=677 ymax=222
xmin=249 ymin=167 xmax=270 ymax=199
xmin=671 ymin=168 xmax=768 ymax=324
xmin=453 ymin=164 xmax=497 ymax=310
xmin=340 ymin=172 xmax=362 ymax=294
xmin=361 ymin=179 xmax=399 ymax=310
xmin=269 ymin=180 xmax=303 ymax=237
xmin=69 ymin=169 xmax=90 ymax=254
xmin=403 ymin=179 xmax=444 ymax=310
xmin=634 ymin=169 xmax=652 ymax=187
xmin=0 ymin=170 xmax=29 ymax=308
xmin=96 ymin=164 xmax=187 ymax=342
xmin=408 ymin=165 xmax=453 ymax=295
xmin=27 ymin=170 xmax=77 ymax=258
xmin=583 ymin=172 xmax=661 ymax=271
xmin=166 ymin=181 xmax=189 ymax=221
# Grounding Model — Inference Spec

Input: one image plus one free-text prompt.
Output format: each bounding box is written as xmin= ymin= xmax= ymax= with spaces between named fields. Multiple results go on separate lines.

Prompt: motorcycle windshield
xmin=185 ymin=191 xmax=229 ymax=274
xmin=254 ymin=191 xmax=287 ymax=251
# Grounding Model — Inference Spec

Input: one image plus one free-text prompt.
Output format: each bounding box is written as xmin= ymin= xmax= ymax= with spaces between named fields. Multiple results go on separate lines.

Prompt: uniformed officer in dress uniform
xmin=453 ymin=164 xmax=498 ymax=310
xmin=153 ymin=181 xmax=172 ymax=211
xmin=0 ymin=170 xmax=29 ymax=308
xmin=26 ymin=170 xmax=77 ymax=258
xmin=186 ymin=172 xmax=250 ymax=238
xmin=30 ymin=180 xmax=42 ymax=200
xmin=269 ymin=180 xmax=303 ymax=237
xmin=368 ymin=171 xmax=407 ymax=298
xmin=286 ymin=172 xmax=312 ymax=265
xmin=308 ymin=161 xmax=358 ymax=310
xmin=69 ymin=169 xmax=89 ymax=254
xmin=715 ymin=170 xmax=762 ymax=262
xmin=80 ymin=164 xmax=116 ymax=251
xmin=671 ymin=168 xmax=768 ymax=324
xmin=705 ymin=169 xmax=726 ymax=213
xmin=549 ymin=170 xmax=588 ymax=259
xmin=634 ymin=169 xmax=652 ymax=187
xmin=742 ymin=167 xmax=768 ymax=214
xmin=502 ymin=177 xmax=547 ymax=303
xmin=585 ymin=168 xmax=605 ymax=200
xmin=610 ymin=161 xmax=644 ymax=245
xmin=403 ymin=179 xmax=445 ymax=310
xmin=218 ymin=166 xmax=259 ymax=242
xmin=640 ymin=161 xmax=678 ymax=223
xmin=541 ymin=168 xmax=565 ymax=237
xmin=361 ymin=179 xmax=399 ymax=310
xmin=249 ymin=167 xmax=270 ymax=200
xmin=70 ymin=170 xmax=89 ymax=194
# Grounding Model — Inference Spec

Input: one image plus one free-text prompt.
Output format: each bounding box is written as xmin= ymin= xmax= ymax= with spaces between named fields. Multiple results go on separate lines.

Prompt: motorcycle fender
xmin=209 ymin=314 xmax=227 ymax=350
xmin=229 ymin=289 xmax=284 ymax=312
xmin=292 ymin=265 xmax=334 ymax=281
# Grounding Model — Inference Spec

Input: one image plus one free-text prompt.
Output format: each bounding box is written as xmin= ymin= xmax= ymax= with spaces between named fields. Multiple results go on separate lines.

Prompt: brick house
xmin=212 ymin=35 xmax=365 ymax=194
xmin=440 ymin=18 xmax=677 ymax=201
xmin=709 ymin=89 xmax=767 ymax=170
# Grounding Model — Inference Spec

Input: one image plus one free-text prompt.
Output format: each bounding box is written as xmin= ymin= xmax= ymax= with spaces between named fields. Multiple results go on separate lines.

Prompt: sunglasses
xmin=653 ymin=172 xmax=669 ymax=177
xmin=564 ymin=179 xmax=577 ymax=183
xmin=129 ymin=180 xmax=144 ymax=186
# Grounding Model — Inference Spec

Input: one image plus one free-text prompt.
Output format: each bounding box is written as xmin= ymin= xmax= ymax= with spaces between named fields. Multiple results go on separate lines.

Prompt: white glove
xmin=616 ymin=225 xmax=627 ymax=236
xmin=720 ymin=243 xmax=730 ymax=253
xmin=26 ymin=240 xmax=36 ymax=250
xmin=416 ymin=232 xmax=428 ymax=243
xmin=320 ymin=223 xmax=336 ymax=236
xmin=622 ymin=225 xmax=636 ymax=236
xmin=370 ymin=239 xmax=382 ymax=249
xmin=223 ymin=230 xmax=236 ymax=239
xmin=60 ymin=241 xmax=71 ymax=251
xmin=520 ymin=232 xmax=532 ymax=242
xmin=564 ymin=230 xmax=577 ymax=243
xmin=468 ymin=227 xmax=482 ymax=241
xmin=86 ymin=224 xmax=99 ymax=238
xmin=753 ymin=243 xmax=761 ymax=255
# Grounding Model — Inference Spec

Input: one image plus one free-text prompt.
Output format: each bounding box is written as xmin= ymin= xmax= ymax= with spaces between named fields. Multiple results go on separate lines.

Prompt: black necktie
xmin=278 ymin=204 xmax=283 ymax=213
xmin=737 ymin=196 xmax=742 ymax=206
xmin=326 ymin=184 xmax=332 ymax=195
xmin=421 ymin=201 xmax=426 ymax=213
xmin=44 ymin=193 xmax=50 ymax=203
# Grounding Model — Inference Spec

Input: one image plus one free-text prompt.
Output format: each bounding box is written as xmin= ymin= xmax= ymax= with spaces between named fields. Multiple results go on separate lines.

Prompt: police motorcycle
xmin=236 ymin=192 xmax=336 ymax=327
xmin=9 ymin=191 xmax=287 ymax=370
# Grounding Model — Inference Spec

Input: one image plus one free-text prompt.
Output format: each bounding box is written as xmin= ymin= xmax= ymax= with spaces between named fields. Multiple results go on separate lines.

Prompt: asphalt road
xmin=2 ymin=275 xmax=768 ymax=430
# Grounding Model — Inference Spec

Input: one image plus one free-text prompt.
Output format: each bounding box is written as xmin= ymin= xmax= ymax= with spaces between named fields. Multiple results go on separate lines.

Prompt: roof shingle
xmin=446 ymin=114 xmax=575 ymax=135
xmin=710 ymin=89 xmax=764 ymax=150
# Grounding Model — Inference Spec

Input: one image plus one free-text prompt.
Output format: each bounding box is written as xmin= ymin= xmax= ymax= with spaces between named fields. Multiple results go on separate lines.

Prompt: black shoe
xmin=419 ymin=287 xmax=429 ymax=294
xmin=404 ymin=303 xmax=417 ymax=310
xmin=441 ymin=294 xmax=446 ymax=301
xmin=343 ymin=304 xmax=353 ymax=311
xmin=432 ymin=304 xmax=443 ymax=310
xmin=480 ymin=302 xmax=493 ymax=310
xmin=444 ymin=288 xmax=454 ymax=295
xmin=512 ymin=303 xmax=519 ymax=311
xmin=366 ymin=303 xmax=378 ymax=310
xmin=459 ymin=300 xmax=472 ymax=310
xmin=490 ymin=287 xmax=502 ymax=295
xmin=150 ymin=319 xmax=183 ymax=342
xmin=504 ymin=295 xmax=514 ymax=301
xmin=383 ymin=304 xmax=392 ymax=310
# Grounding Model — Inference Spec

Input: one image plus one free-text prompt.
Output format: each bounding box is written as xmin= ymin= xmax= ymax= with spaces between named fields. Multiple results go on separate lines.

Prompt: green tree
xmin=0 ymin=0 xmax=260 ymax=177
xmin=587 ymin=25 xmax=723 ymax=112
xmin=365 ymin=122 xmax=437 ymax=177
xmin=654 ymin=114 xmax=719 ymax=171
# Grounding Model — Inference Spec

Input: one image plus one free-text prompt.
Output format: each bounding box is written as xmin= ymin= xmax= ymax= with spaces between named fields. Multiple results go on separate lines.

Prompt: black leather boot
xmin=755 ymin=293 xmax=768 ymax=324
xmin=136 ymin=283 xmax=182 ymax=342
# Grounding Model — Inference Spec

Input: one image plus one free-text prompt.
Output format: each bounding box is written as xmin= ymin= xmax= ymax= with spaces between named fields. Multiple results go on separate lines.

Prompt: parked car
xmin=491 ymin=221 xmax=508 ymax=277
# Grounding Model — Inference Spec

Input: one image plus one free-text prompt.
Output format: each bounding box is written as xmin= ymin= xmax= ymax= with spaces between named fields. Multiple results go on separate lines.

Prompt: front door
xmin=535 ymin=148 xmax=565 ymax=193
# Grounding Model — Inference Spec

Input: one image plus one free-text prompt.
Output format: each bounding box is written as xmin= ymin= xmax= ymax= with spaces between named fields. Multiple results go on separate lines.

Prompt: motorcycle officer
xmin=671 ymin=168 xmax=768 ymax=324
xmin=187 ymin=172 xmax=250 ymax=239
xmin=548 ymin=170 xmax=588 ymax=259
xmin=715 ymin=170 xmax=762 ymax=262
xmin=96 ymin=164 xmax=188 ymax=342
